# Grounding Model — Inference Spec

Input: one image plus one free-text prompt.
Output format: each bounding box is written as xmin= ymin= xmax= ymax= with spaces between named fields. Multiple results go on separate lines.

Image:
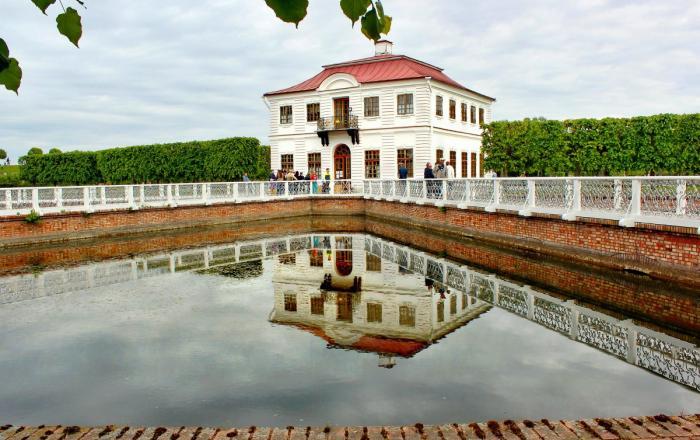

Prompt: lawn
xmin=0 ymin=165 xmax=23 ymax=187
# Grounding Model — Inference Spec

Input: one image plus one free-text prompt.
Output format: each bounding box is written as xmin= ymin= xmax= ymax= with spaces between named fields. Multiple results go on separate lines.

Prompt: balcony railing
xmin=317 ymin=115 xmax=359 ymax=131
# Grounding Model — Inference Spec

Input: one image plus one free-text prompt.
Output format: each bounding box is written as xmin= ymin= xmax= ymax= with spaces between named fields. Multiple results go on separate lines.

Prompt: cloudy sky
xmin=1 ymin=0 xmax=699 ymax=160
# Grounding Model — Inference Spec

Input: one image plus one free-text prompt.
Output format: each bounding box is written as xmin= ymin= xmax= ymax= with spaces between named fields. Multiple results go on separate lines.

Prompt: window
xmin=366 ymin=254 xmax=382 ymax=272
xmin=281 ymin=154 xmax=294 ymax=171
xmin=449 ymin=99 xmax=456 ymax=119
xmin=311 ymin=296 xmax=324 ymax=315
xmin=308 ymin=153 xmax=321 ymax=176
xmin=470 ymin=105 xmax=477 ymax=124
xmin=364 ymin=96 xmax=379 ymax=117
xmin=278 ymin=254 xmax=296 ymax=265
xmin=450 ymin=294 xmax=457 ymax=315
xmin=399 ymin=305 xmax=416 ymax=327
xmin=435 ymin=95 xmax=443 ymax=117
xmin=471 ymin=152 xmax=477 ymax=178
xmin=306 ymin=103 xmax=320 ymax=122
xmin=365 ymin=150 xmax=380 ymax=178
xmin=437 ymin=300 xmax=444 ymax=322
xmin=479 ymin=152 xmax=484 ymax=177
xmin=397 ymin=93 xmax=414 ymax=115
xmin=462 ymin=293 xmax=468 ymax=310
xmin=284 ymin=294 xmax=297 ymax=312
xmin=479 ymin=108 xmax=485 ymax=126
xmin=280 ymin=105 xmax=293 ymax=124
xmin=436 ymin=148 xmax=444 ymax=163
xmin=397 ymin=148 xmax=414 ymax=178
xmin=367 ymin=303 xmax=382 ymax=323
xmin=461 ymin=152 xmax=468 ymax=178
xmin=449 ymin=151 xmax=457 ymax=169
xmin=461 ymin=103 xmax=467 ymax=122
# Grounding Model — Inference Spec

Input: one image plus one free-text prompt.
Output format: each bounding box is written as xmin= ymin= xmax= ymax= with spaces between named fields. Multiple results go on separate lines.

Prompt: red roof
xmin=264 ymin=54 xmax=495 ymax=101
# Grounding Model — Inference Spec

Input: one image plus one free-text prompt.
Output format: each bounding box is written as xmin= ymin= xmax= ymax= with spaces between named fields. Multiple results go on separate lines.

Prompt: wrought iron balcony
xmin=316 ymin=115 xmax=360 ymax=146
xmin=316 ymin=115 xmax=359 ymax=131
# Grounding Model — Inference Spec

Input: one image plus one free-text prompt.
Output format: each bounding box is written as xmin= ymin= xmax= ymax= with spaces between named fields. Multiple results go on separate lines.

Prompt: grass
xmin=0 ymin=165 xmax=24 ymax=187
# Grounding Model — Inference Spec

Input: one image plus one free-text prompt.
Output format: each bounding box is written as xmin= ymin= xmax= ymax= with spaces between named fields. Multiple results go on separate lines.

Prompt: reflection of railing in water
xmin=0 ymin=233 xmax=697 ymax=391
xmin=362 ymin=235 xmax=700 ymax=392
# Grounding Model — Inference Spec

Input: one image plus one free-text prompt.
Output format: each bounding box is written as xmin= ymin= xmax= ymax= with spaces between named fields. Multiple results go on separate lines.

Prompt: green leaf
xmin=0 ymin=58 xmax=22 ymax=94
xmin=56 ymin=7 xmax=82 ymax=47
xmin=375 ymin=0 xmax=392 ymax=33
xmin=360 ymin=7 xmax=382 ymax=41
xmin=31 ymin=0 xmax=57 ymax=15
xmin=340 ymin=0 xmax=371 ymax=26
xmin=265 ymin=0 xmax=309 ymax=27
xmin=0 ymin=38 xmax=9 ymax=71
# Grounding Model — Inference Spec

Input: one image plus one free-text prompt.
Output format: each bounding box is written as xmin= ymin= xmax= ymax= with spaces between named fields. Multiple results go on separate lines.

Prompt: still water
xmin=0 ymin=232 xmax=698 ymax=427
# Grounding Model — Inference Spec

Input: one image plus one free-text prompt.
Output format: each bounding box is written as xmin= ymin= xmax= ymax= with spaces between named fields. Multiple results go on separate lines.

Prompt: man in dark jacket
xmin=398 ymin=164 xmax=409 ymax=179
xmin=423 ymin=162 xmax=435 ymax=179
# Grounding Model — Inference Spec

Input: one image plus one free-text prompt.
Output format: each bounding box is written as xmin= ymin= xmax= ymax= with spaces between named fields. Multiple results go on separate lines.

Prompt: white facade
xmin=264 ymin=42 xmax=495 ymax=180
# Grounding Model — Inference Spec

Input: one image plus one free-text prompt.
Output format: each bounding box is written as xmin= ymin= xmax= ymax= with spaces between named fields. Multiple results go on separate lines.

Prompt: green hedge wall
xmin=482 ymin=113 xmax=700 ymax=176
xmin=20 ymin=137 xmax=270 ymax=186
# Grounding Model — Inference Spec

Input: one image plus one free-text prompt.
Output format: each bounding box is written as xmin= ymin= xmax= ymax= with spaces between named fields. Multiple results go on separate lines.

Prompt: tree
xmin=1 ymin=0 xmax=390 ymax=94
xmin=49 ymin=147 xmax=62 ymax=154
xmin=27 ymin=147 xmax=43 ymax=156
xmin=0 ymin=149 xmax=6 ymax=160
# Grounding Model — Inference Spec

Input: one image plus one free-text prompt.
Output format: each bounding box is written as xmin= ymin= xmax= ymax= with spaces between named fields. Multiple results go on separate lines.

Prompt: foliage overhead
xmin=49 ymin=148 xmax=62 ymax=154
xmin=0 ymin=149 xmax=7 ymax=160
xmin=19 ymin=138 xmax=271 ymax=186
xmin=481 ymin=113 xmax=700 ymax=176
xmin=2 ymin=0 xmax=390 ymax=94
xmin=27 ymin=147 xmax=44 ymax=156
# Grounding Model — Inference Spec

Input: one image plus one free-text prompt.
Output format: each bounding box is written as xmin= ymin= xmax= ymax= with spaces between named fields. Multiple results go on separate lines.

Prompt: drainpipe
xmin=426 ymin=77 xmax=434 ymax=163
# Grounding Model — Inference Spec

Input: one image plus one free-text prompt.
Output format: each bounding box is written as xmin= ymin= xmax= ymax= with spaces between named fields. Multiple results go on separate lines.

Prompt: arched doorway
xmin=334 ymin=144 xmax=351 ymax=180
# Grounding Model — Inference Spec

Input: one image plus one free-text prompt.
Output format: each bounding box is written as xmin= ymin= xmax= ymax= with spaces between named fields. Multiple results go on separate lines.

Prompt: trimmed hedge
xmin=20 ymin=138 xmax=270 ymax=186
xmin=482 ymin=113 xmax=700 ymax=176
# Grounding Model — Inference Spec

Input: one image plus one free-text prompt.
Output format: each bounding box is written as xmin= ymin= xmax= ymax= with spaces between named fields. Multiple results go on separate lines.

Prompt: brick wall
xmin=1 ymin=198 xmax=698 ymax=287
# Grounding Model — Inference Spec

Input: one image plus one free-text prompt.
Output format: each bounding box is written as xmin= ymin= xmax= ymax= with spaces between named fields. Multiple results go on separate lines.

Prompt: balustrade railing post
xmin=32 ymin=188 xmax=40 ymax=214
xmin=613 ymin=179 xmax=622 ymax=210
xmin=521 ymin=179 xmax=535 ymax=216
xmin=204 ymin=183 xmax=211 ymax=205
xmin=285 ymin=181 xmax=290 ymax=198
xmin=422 ymin=179 xmax=427 ymax=200
xmin=486 ymin=179 xmax=500 ymax=212
xmin=166 ymin=185 xmax=174 ymax=207
xmin=127 ymin=185 xmax=136 ymax=210
xmin=620 ymin=179 xmax=642 ymax=227
xmin=139 ymin=185 xmax=145 ymax=209
xmin=56 ymin=188 xmax=63 ymax=211
xmin=562 ymin=179 xmax=581 ymax=221
xmin=442 ymin=180 xmax=448 ymax=202
xmin=83 ymin=187 xmax=91 ymax=213
xmin=676 ymin=179 xmax=687 ymax=215
xmin=232 ymin=182 xmax=239 ymax=202
xmin=100 ymin=186 xmax=107 ymax=211
xmin=174 ymin=184 xmax=180 ymax=206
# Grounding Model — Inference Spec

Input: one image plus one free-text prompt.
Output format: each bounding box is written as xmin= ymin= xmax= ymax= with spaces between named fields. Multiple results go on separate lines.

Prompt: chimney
xmin=374 ymin=40 xmax=393 ymax=56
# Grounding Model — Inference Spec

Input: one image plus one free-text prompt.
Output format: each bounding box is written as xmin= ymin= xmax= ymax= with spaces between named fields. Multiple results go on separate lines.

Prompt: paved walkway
xmin=2 ymin=415 xmax=699 ymax=440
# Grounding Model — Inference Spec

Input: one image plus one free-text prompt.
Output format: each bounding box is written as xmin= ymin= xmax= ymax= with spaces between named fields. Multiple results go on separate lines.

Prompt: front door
xmin=334 ymin=144 xmax=351 ymax=180
xmin=333 ymin=97 xmax=349 ymax=128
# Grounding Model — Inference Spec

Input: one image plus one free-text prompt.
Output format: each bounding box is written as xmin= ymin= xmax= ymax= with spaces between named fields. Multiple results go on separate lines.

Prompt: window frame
xmin=479 ymin=108 xmax=485 ymax=127
xmin=397 ymin=93 xmax=414 ymax=115
xmin=280 ymin=105 xmax=293 ymax=125
xmin=364 ymin=149 xmax=381 ymax=179
xmin=461 ymin=152 xmax=468 ymax=178
xmin=364 ymin=96 xmax=380 ymax=118
xmin=449 ymin=99 xmax=456 ymax=119
xmin=449 ymin=151 xmax=457 ymax=169
xmin=397 ymin=148 xmax=414 ymax=178
xmin=367 ymin=303 xmax=382 ymax=323
xmin=307 ymin=152 xmax=321 ymax=176
xmin=435 ymin=95 xmax=443 ymax=117
xmin=470 ymin=105 xmax=477 ymax=124
xmin=461 ymin=103 xmax=468 ymax=122
xmin=306 ymin=103 xmax=320 ymax=122
xmin=281 ymin=154 xmax=294 ymax=172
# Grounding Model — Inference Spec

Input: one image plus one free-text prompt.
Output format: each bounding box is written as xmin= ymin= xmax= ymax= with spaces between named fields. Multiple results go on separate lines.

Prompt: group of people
xmin=267 ymin=169 xmax=332 ymax=182
xmin=423 ymin=158 xmax=456 ymax=179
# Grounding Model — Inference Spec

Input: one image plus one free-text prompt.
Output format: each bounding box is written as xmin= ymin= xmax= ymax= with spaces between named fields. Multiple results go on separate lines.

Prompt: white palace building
xmin=264 ymin=41 xmax=495 ymax=180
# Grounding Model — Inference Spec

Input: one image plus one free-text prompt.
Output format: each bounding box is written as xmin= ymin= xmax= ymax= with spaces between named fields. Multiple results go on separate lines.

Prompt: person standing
xmin=398 ymin=164 xmax=408 ymax=179
xmin=243 ymin=173 xmax=250 ymax=182
xmin=445 ymin=161 xmax=455 ymax=179
xmin=423 ymin=162 xmax=435 ymax=179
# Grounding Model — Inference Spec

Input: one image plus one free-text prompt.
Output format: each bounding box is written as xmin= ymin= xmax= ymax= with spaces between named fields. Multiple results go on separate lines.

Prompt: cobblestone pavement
xmin=2 ymin=415 xmax=700 ymax=440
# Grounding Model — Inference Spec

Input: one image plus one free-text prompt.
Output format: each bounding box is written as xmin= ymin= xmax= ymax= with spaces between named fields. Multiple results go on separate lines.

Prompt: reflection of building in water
xmin=269 ymin=235 xmax=492 ymax=367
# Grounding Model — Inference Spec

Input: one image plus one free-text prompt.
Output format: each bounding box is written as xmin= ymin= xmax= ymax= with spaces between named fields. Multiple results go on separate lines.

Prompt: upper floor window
xmin=364 ymin=96 xmax=379 ymax=117
xmin=365 ymin=150 xmax=380 ymax=178
xmin=461 ymin=103 xmax=467 ymax=122
xmin=397 ymin=93 xmax=414 ymax=115
xmin=435 ymin=95 xmax=443 ymax=117
xmin=479 ymin=108 xmax=485 ymax=126
xmin=470 ymin=105 xmax=477 ymax=124
xmin=280 ymin=105 xmax=293 ymax=124
xmin=306 ymin=103 xmax=320 ymax=122
xmin=449 ymin=99 xmax=456 ymax=119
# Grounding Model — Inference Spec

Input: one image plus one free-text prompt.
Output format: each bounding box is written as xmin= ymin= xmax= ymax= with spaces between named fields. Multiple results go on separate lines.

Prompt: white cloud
xmin=1 ymin=0 xmax=698 ymax=160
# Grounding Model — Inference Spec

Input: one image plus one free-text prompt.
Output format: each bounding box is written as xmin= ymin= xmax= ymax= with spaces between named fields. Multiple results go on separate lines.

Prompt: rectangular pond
xmin=0 ymin=231 xmax=698 ymax=427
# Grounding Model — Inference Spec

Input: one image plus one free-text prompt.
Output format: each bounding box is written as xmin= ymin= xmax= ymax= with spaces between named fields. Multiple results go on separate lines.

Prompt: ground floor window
xmin=449 ymin=151 xmax=456 ymax=169
xmin=367 ymin=303 xmax=382 ymax=323
xmin=450 ymin=294 xmax=457 ymax=315
xmin=479 ymin=152 xmax=484 ymax=177
xmin=471 ymin=152 xmax=477 ymax=178
xmin=309 ymin=249 xmax=323 ymax=267
xmin=364 ymin=150 xmax=380 ymax=178
xmin=437 ymin=300 xmax=445 ymax=322
xmin=461 ymin=152 xmax=468 ymax=177
xmin=281 ymin=154 xmax=294 ymax=172
xmin=308 ymin=153 xmax=321 ymax=176
xmin=397 ymin=148 xmax=414 ymax=178
xmin=311 ymin=296 xmax=324 ymax=315
xmin=436 ymin=148 xmax=444 ymax=163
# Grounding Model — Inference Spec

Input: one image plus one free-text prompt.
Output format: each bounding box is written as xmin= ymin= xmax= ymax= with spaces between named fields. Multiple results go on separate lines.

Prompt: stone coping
xmin=2 ymin=415 xmax=699 ymax=440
